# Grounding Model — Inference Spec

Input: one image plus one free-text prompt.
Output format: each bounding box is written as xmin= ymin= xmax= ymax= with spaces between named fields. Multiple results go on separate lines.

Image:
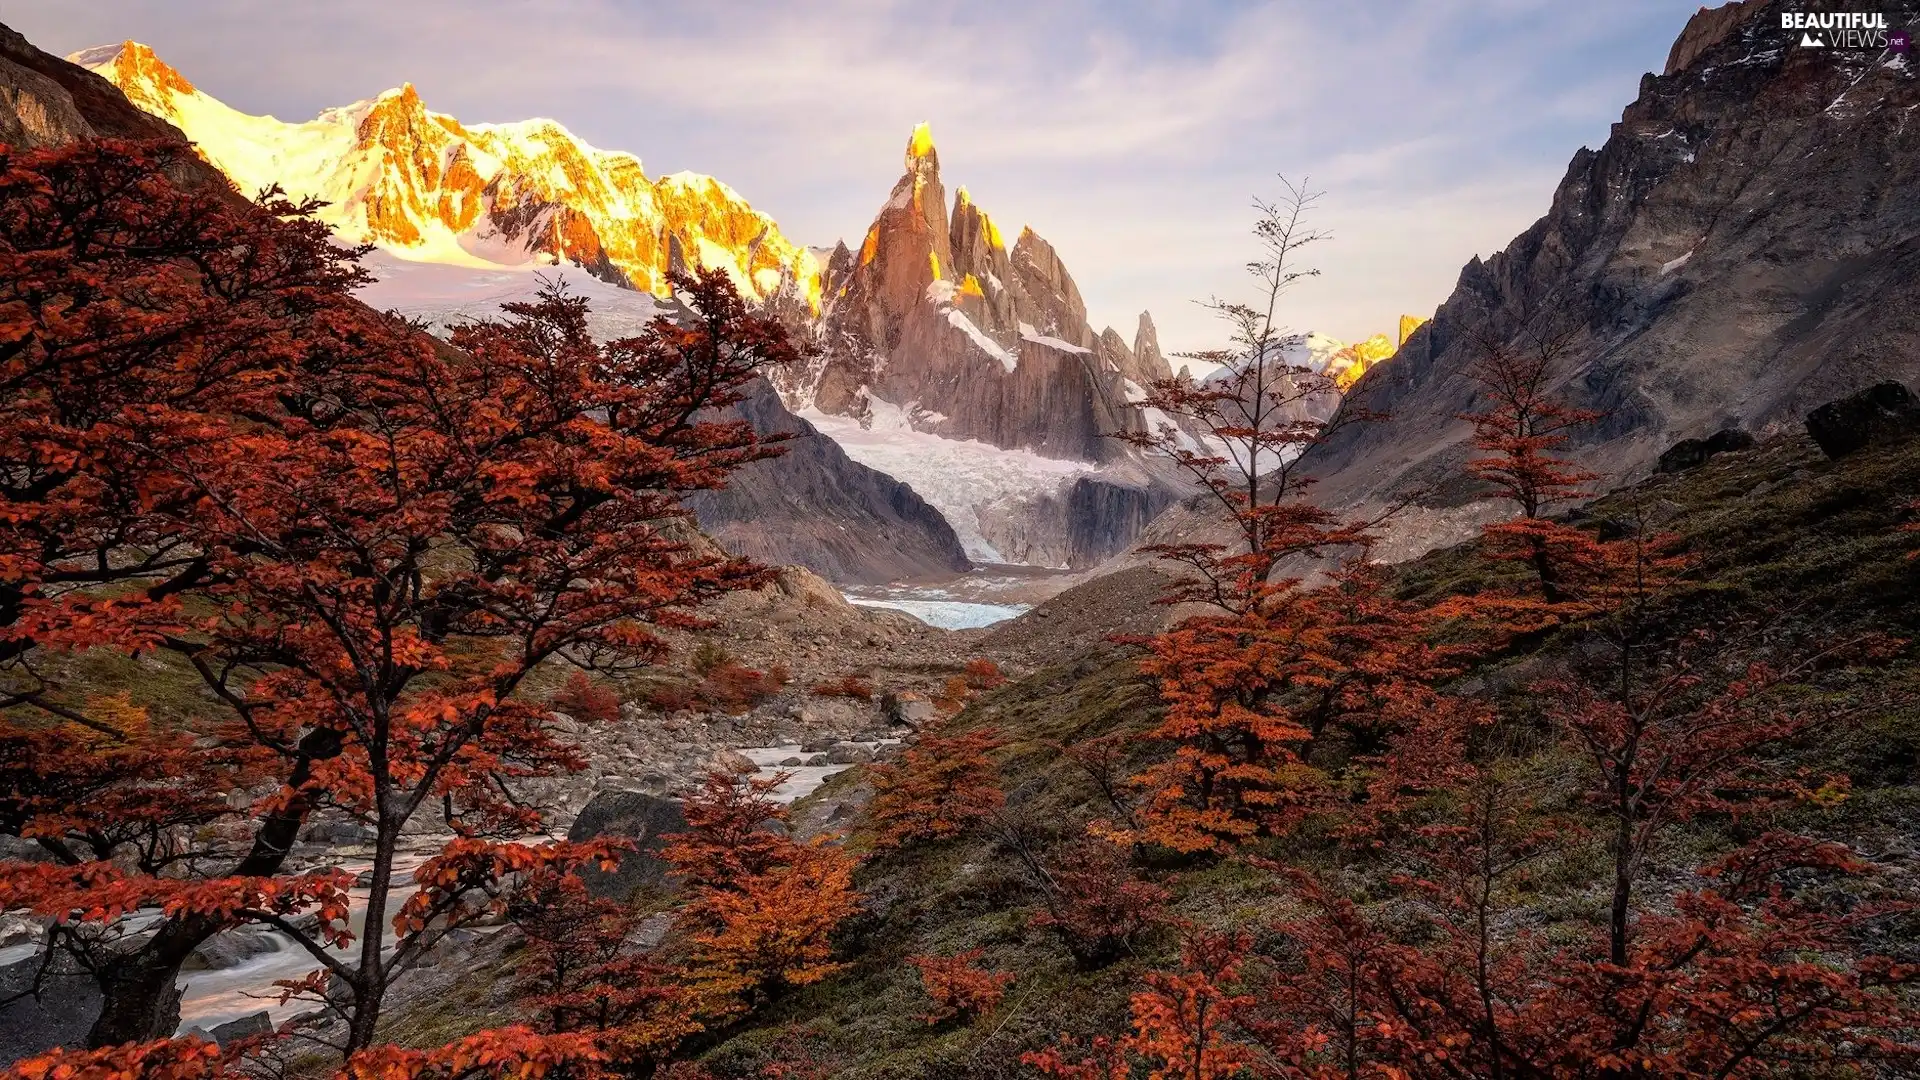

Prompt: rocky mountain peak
xmin=1304 ymin=0 xmax=1920 ymax=556
xmin=70 ymin=41 xmax=196 ymax=122
xmin=1133 ymin=312 xmax=1172 ymax=382
xmin=1663 ymin=1 xmax=1762 ymax=75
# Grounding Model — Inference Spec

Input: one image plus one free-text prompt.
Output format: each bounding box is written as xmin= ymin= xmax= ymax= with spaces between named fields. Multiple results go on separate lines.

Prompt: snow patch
xmin=1020 ymin=331 xmax=1091 ymax=354
xmin=948 ymin=310 xmax=1018 ymax=373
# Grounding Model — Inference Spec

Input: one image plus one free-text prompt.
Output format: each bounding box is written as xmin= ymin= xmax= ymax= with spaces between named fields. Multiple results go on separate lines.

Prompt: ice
xmin=845 ymin=597 xmax=1028 ymax=629
xmin=800 ymin=400 xmax=1097 ymax=563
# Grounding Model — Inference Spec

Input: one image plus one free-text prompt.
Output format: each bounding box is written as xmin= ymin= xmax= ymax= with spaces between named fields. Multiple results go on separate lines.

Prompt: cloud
xmin=7 ymin=0 xmax=1704 ymax=348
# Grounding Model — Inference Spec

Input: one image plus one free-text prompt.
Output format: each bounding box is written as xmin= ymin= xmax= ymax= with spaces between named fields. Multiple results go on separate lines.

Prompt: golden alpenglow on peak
xmin=907 ymin=121 xmax=936 ymax=159
xmin=74 ymin=42 xmax=821 ymax=310
xmin=1399 ymin=313 xmax=1429 ymax=347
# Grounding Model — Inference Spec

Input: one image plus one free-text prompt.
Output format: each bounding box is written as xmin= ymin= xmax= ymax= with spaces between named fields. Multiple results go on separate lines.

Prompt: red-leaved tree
xmin=1 ymin=138 xmax=800 ymax=1062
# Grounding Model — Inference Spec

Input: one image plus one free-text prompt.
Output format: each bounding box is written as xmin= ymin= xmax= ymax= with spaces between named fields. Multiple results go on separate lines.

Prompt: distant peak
xmin=907 ymin=121 xmax=935 ymax=159
xmin=73 ymin=39 xmax=197 ymax=104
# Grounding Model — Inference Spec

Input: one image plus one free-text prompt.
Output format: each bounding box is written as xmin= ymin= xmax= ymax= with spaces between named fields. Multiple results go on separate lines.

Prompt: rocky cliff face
xmin=683 ymin=380 xmax=972 ymax=585
xmin=75 ymin=42 xmax=820 ymax=308
xmin=785 ymin=124 xmax=1194 ymax=466
xmin=1305 ymin=0 xmax=1920 ymax=547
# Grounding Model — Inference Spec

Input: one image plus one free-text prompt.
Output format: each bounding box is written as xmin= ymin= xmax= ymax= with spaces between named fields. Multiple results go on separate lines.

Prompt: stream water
xmin=165 ymin=746 xmax=876 ymax=1033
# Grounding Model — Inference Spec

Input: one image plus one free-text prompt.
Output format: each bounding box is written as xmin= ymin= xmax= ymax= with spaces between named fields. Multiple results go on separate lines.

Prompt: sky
xmin=11 ymin=0 xmax=1707 ymax=353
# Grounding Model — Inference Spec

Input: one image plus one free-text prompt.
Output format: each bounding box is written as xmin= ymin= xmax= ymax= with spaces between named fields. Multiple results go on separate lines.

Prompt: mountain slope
xmin=76 ymin=42 xmax=820 ymax=307
xmin=1304 ymin=0 xmax=1920 ymax=545
xmin=5 ymin=24 xmax=964 ymax=588
xmin=351 ymin=252 xmax=972 ymax=585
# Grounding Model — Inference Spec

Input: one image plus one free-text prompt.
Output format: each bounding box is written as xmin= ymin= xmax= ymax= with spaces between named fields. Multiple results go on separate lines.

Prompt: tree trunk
xmin=84 ymin=727 xmax=340 ymax=1047
xmin=85 ymin=921 xmax=199 ymax=1047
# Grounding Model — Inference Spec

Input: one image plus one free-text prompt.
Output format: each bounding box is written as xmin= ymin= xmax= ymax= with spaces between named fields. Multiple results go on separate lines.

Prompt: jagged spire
xmin=907 ymin=121 xmax=936 ymax=160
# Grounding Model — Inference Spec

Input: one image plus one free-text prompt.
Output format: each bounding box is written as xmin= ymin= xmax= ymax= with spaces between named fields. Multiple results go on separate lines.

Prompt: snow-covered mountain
xmin=72 ymin=40 xmax=1418 ymax=575
xmin=74 ymin=41 xmax=820 ymax=307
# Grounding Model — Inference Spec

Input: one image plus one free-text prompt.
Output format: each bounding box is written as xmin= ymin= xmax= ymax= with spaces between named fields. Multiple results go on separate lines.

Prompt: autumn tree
xmin=864 ymin=721 xmax=1006 ymax=850
xmin=665 ymin=770 xmax=861 ymax=1010
xmin=908 ymin=949 xmax=1014 ymax=1025
xmin=1116 ymin=178 xmax=1380 ymax=614
xmin=0 ymin=138 xmax=801 ymax=1058
xmin=509 ymin=870 xmax=701 ymax=1072
xmin=1026 ymin=929 xmax=1257 ymax=1080
xmin=1106 ymin=180 xmax=1405 ymax=855
xmin=1455 ymin=329 xmax=1610 ymax=611
xmin=1025 ymin=839 xmax=1170 ymax=970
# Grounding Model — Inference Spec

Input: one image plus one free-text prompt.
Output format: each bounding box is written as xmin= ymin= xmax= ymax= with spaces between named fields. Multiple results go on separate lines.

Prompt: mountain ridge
xmin=76 ymin=40 xmax=822 ymax=308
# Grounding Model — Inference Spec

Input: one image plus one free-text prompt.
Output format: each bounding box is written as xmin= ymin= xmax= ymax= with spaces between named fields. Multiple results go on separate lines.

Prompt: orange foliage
xmin=808 ymin=674 xmax=874 ymax=701
xmin=7 ymin=1038 xmax=232 ymax=1080
xmin=549 ymin=671 xmax=622 ymax=726
xmin=963 ymin=657 xmax=1007 ymax=689
xmin=665 ymin=771 xmax=861 ymax=1006
xmin=864 ymin=723 xmax=1006 ymax=850
xmin=908 ymin=949 xmax=1014 ymax=1024
xmin=1026 ymin=930 xmax=1255 ymax=1080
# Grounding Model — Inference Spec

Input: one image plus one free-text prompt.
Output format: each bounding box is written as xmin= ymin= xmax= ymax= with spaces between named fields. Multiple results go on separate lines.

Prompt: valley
xmin=3 ymin=1 xmax=1920 ymax=1077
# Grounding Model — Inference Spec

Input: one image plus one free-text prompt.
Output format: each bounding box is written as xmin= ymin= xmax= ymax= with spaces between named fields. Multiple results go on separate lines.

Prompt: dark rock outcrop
xmin=684 ymin=379 xmax=971 ymax=584
xmin=1656 ymin=427 xmax=1756 ymax=472
xmin=0 ymin=949 xmax=102 ymax=1065
xmin=1804 ymin=381 xmax=1920 ymax=458
xmin=1301 ymin=0 xmax=1920 ymax=545
xmin=565 ymin=790 xmax=689 ymax=901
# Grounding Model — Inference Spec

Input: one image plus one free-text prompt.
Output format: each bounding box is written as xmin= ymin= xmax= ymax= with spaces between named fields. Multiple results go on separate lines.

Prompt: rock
xmin=805 ymin=754 xmax=830 ymax=767
xmin=183 ymin=929 xmax=283 ymax=971
xmin=207 ymin=1011 xmax=273 ymax=1046
xmin=683 ymin=385 xmax=971 ymax=586
xmin=779 ymin=756 xmax=804 ymax=767
xmin=0 ymin=836 xmax=52 ymax=864
xmin=709 ymin=748 xmax=757 ymax=775
xmin=1804 ymin=382 xmax=1920 ymax=459
xmin=825 ymin=743 xmax=874 ymax=765
xmin=565 ymin=791 xmax=689 ymax=900
xmin=0 ymin=945 xmax=180 ymax=1066
xmin=801 ymin=737 xmax=838 ymax=754
xmin=299 ymin=818 xmax=374 ymax=845
xmin=1656 ymin=428 xmax=1756 ymax=473
xmin=0 ymin=914 xmax=42 ymax=950
xmin=880 ymin=691 xmax=937 ymax=728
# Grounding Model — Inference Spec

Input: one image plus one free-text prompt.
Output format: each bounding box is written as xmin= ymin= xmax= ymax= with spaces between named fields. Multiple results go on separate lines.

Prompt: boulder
xmin=299 ymin=818 xmax=374 ymax=845
xmin=1805 ymin=382 xmax=1920 ymax=459
xmin=881 ymin=691 xmax=937 ymax=728
xmin=805 ymin=754 xmax=829 ymax=767
xmin=709 ymin=749 xmax=757 ymax=775
xmin=565 ymin=791 xmax=688 ymax=900
xmin=183 ymin=929 xmax=282 ymax=971
xmin=1655 ymin=428 xmax=1756 ymax=473
xmin=207 ymin=1011 xmax=273 ymax=1046
xmin=824 ymin=743 xmax=874 ymax=765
